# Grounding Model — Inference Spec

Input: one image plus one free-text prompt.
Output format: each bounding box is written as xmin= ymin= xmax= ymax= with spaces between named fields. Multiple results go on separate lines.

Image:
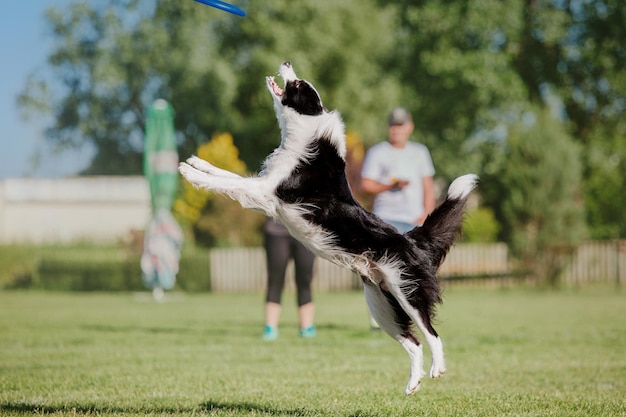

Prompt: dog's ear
xmin=282 ymin=80 xmax=324 ymax=116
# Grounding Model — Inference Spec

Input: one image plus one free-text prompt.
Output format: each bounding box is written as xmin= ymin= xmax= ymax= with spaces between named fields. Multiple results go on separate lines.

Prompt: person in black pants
xmin=262 ymin=218 xmax=316 ymax=340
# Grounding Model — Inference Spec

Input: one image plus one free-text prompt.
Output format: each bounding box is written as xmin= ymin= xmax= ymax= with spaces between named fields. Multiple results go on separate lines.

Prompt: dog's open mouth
xmin=268 ymin=76 xmax=284 ymax=97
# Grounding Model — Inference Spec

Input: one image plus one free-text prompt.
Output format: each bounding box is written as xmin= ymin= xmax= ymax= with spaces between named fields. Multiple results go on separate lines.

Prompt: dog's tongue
xmin=269 ymin=77 xmax=284 ymax=96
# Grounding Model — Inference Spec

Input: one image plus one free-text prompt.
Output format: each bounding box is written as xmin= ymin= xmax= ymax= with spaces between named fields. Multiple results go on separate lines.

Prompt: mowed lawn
xmin=1 ymin=287 xmax=624 ymax=416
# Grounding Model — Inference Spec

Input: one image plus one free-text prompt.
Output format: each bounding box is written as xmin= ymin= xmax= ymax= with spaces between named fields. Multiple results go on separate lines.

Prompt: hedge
xmin=33 ymin=250 xmax=211 ymax=292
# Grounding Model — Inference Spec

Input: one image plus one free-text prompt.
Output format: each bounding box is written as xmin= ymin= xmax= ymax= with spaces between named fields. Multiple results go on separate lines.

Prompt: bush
xmin=176 ymin=249 xmax=212 ymax=291
xmin=37 ymin=257 xmax=144 ymax=291
xmin=35 ymin=249 xmax=214 ymax=292
xmin=0 ymin=245 xmax=41 ymax=289
xmin=462 ymin=206 xmax=500 ymax=243
xmin=0 ymin=243 xmax=214 ymax=292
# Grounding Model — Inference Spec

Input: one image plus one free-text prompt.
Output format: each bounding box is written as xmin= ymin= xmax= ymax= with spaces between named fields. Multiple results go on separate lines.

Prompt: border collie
xmin=179 ymin=62 xmax=478 ymax=395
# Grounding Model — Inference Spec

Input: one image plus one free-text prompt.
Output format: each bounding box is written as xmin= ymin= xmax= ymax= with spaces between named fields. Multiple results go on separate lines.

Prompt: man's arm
xmin=361 ymin=177 xmax=409 ymax=195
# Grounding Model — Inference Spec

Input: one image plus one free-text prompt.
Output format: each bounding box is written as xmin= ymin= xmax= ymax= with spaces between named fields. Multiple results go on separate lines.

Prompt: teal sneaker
xmin=262 ymin=325 xmax=278 ymax=341
xmin=299 ymin=325 xmax=316 ymax=338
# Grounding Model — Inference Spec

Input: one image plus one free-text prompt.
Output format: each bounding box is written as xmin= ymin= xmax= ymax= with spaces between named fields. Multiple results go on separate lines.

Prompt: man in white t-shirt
xmin=361 ymin=107 xmax=436 ymax=233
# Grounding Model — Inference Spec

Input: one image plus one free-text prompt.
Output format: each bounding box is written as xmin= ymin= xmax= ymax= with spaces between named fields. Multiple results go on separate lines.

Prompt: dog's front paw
xmin=178 ymin=162 xmax=207 ymax=189
xmin=186 ymin=156 xmax=214 ymax=173
xmin=186 ymin=156 xmax=241 ymax=179
xmin=178 ymin=161 xmax=193 ymax=177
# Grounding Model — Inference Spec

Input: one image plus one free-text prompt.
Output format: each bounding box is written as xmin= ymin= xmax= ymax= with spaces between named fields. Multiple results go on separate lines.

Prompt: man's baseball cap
xmin=388 ymin=107 xmax=413 ymax=126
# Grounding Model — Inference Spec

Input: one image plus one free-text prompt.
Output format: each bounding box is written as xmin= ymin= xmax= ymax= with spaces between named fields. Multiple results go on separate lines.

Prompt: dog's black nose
xmin=283 ymin=61 xmax=291 ymax=68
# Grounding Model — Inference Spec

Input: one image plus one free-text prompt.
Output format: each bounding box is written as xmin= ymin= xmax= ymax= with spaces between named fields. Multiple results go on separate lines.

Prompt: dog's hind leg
xmin=413 ymin=310 xmax=446 ymax=379
xmin=399 ymin=333 xmax=426 ymax=395
xmin=363 ymin=283 xmax=425 ymax=395
xmin=386 ymin=283 xmax=447 ymax=380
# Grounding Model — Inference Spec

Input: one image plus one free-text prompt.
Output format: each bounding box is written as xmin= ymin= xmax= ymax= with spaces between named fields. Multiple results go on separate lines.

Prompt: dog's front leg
xmin=185 ymin=156 xmax=243 ymax=179
xmin=179 ymin=163 xmax=276 ymax=215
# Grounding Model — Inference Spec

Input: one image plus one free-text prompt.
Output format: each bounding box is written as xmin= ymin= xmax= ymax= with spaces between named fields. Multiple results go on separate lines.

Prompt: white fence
xmin=209 ymin=243 xmax=510 ymax=292
xmin=563 ymin=240 xmax=626 ymax=286
xmin=209 ymin=241 xmax=626 ymax=292
xmin=209 ymin=247 xmax=358 ymax=292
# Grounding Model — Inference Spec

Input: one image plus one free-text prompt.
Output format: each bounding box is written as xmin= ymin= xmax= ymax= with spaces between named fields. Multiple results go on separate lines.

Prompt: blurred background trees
xmin=17 ymin=0 xmax=626 ymax=280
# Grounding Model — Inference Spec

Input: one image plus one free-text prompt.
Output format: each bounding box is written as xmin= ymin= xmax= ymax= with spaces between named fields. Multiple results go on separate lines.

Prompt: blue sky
xmin=0 ymin=1 xmax=90 ymax=179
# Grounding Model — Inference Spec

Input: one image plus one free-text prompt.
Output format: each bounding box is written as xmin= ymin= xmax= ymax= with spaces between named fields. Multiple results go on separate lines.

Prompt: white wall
xmin=0 ymin=177 xmax=151 ymax=244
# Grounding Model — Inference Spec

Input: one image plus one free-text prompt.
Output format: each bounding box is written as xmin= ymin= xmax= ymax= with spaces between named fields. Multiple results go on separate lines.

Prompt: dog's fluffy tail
xmin=407 ymin=174 xmax=479 ymax=269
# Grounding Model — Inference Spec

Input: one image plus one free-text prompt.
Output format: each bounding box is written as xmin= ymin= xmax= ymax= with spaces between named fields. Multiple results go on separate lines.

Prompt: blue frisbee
xmin=194 ymin=0 xmax=246 ymax=17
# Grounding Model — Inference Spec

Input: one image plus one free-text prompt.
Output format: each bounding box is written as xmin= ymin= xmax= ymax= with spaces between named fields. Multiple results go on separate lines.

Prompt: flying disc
xmin=194 ymin=0 xmax=246 ymax=17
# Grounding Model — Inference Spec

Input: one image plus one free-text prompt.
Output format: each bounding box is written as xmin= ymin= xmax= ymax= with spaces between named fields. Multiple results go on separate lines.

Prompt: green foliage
xmin=0 ymin=243 xmax=127 ymax=290
xmin=583 ymin=122 xmax=626 ymax=239
xmin=462 ymin=206 xmax=500 ymax=243
xmin=483 ymin=107 xmax=586 ymax=286
xmin=0 ymin=245 xmax=39 ymax=289
xmin=19 ymin=0 xmax=401 ymax=174
xmin=37 ymin=256 xmax=143 ymax=291
xmin=0 ymin=244 xmax=212 ymax=292
xmin=174 ymin=132 xmax=265 ymax=247
xmin=194 ymin=197 xmax=265 ymax=247
xmin=16 ymin=0 xmax=626 ymax=241
xmin=393 ymin=0 xmax=528 ymax=179
xmin=1 ymin=289 xmax=625 ymax=416
xmin=392 ymin=0 xmax=626 ymax=236
xmin=215 ymin=0 xmax=402 ymax=161
xmin=174 ymin=132 xmax=246 ymax=225
xmin=513 ymin=0 xmax=626 ymax=139
xmin=176 ymin=249 xmax=212 ymax=292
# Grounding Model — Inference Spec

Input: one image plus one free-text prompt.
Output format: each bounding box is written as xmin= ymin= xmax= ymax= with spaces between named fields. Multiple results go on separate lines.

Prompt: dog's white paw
xmin=405 ymin=379 xmax=422 ymax=396
xmin=178 ymin=162 xmax=194 ymax=178
xmin=429 ymin=362 xmax=446 ymax=379
xmin=429 ymin=337 xmax=446 ymax=378
xmin=186 ymin=156 xmax=241 ymax=179
xmin=186 ymin=156 xmax=215 ymax=173
xmin=405 ymin=366 xmax=425 ymax=396
xmin=178 ymin=163 xmax=209 ymax=189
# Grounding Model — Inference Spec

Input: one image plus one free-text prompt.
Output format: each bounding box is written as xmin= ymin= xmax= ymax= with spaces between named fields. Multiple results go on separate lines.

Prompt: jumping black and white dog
xmin=179 ymin=62 xmax=478 ymax=395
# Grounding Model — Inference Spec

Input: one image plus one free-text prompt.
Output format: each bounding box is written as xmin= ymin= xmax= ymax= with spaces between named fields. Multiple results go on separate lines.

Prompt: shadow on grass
xmin=0 ymin=402 xmax=196 ymax=415
xmin=201 ymin=400 xmax=310 ymax=415
xmin=80 ymin=321 xmax=261 ymax=337
xmin=201 ymin=400 xmax=379 ymax=416
xmin=1 ymin=400 xmax=379 ymax=416
xmin=81 ymin=324 xmax=198 ymax=334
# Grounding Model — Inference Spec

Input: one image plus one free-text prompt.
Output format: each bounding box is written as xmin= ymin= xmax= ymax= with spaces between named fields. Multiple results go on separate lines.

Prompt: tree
xmin=208 ymin=0 xmax=404 ymax=166
xmin=391 ymin=0 xmax=528 ymax=180
xmin=17 ymin=0 xmax=626 ymax=247
xmin=20 ymin=2 xmax=158 ymax=174
xmin=19 ymin=0 xmax=403 ymax=174
xmin=510 ymin=0 xmax=626 ymax=237
xmin=582 ymin=121 xmax=626 ymax=239
xmin=390 ymin=0 xmax=626 ymax=238
xmin=482 ymin=107 xmax=586 ymax=286
xmin=513 ymin=0 xmax=626 ymax=140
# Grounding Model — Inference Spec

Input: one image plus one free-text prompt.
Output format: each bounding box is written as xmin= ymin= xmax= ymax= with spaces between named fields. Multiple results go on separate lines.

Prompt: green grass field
xmin=1 ymin=288 xmax=625 ymax=416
